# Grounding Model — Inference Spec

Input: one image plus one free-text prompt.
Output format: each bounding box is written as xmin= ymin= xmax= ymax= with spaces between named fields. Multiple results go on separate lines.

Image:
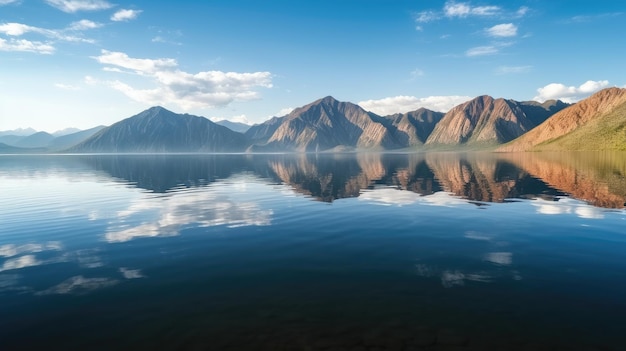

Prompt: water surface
xmin=1 ymin=152 xmax=625 ymax=350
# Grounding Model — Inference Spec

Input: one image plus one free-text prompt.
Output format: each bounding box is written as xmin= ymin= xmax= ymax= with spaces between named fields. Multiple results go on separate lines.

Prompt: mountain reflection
xmin=76 ymin=152 xmax=626 ymax=208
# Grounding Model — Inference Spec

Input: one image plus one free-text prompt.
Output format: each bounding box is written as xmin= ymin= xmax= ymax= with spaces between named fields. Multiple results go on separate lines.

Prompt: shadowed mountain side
xmin=79 ymin=155 xmax=250 ymax=192
xmin=49 ymin=126 xmax=107 ymax=151
xmin=385 ymin=108 xmax=445 ymax=146
xmin=70 ymin=107 xmax=248 ymax=153
xmin=15 ymin=131 xmax=55 ymax=148
xmin=214 ymin=120 xmax=251 ymax=133
xmin=245 ymin=116 xmax=286 ymax=145
xmin=425 ymin=153 xmax=563 ymax=203
xmin=502 ymin=152 xmax=626 ymax=208
xmin=0 ymin=142 xmax=46 ymax=154
xmin=426 ymin=96 xmax=568 ymax=148
xmin=499 ymin=88 xmax=626 ymax=151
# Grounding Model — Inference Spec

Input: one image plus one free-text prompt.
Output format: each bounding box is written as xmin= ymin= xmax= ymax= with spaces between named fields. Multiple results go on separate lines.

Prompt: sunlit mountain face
xmin=1 ymin=153 xmax=625 ymax=350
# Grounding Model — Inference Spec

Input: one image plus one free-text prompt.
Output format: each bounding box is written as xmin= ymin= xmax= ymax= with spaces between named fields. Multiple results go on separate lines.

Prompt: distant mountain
xmin=52 ymin=128 xmax=82 ymax=137
xmin=14 ymin=131 xmax=55 ymax=148
xmin=0 ymin=134 xmax=26 ymax=146
xmin=499 ymin=88 xmax=626 ymax=151
xmin=0 ymin=128 xmax=37 ymax=136
xmin=214 ymin=120 xmax=251 ymax=133
xmin=425 ymin=96 xmax=568 ymax=148
xmin=385 ymin=108 xmax=444 ymax=146
xmin=49 ymin=125 xmax=107 ymax=151
xmin=70 ymin=106 xmax=248 ymax=153
xmin=248 ymin=96 xmax=409 ymax=152
xmin=0 ymin=142 xmax=45 ymax=154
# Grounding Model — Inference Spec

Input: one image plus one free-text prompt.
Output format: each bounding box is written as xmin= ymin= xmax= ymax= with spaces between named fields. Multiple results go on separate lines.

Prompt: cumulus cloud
xmin=0 ymin=38 xmax=55 ymax=54
xmin=45 ymin=0 xmax=112 ymax=13
xmin=210 ymin=114 xmax=251 ymax=124
xmin=276 ymin=107 xmax=294 ymax=116
xmin=358 ymin=95 xmax=471 ymax=115
xmin=111 ymin=9 xmax=142 ymax=22
xmin=486 ymin=23 xmax=517 ymax=37
xmin=534 ymin=80 xmax=610 ymax=103
xmin=444 ymin=1 xmax=500 ymax=17
xmin=94 ymin=49 xmax=272 ymax=110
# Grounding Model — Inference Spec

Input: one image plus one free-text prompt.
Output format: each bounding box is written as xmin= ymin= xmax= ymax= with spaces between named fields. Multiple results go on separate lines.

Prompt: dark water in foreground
xmin=1 ymin=152 xmax=626 ymax=350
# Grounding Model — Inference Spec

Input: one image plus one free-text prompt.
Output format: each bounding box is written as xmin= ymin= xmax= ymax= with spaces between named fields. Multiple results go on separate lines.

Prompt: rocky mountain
xmin=385 ymin=108 xmax=444 ymax=146
xmin=425 ymin=96 xmax=568 ymax=148
xmin=214 ymin=120 xmax=251 ymax=133
xmin=499 ymin=88 xmax=626 ymax=151
xmin=245 ymin=116 xmax=286 ymax=144
xmin=15 ymin=131 xmax=55 ymax=148
xmin=70 ymin=106 xmax=248 ymax=153
xmin=52 ymin=128 xmax=82 ymax=137
xmin=248 ymin=96 xmax=406 ymax=152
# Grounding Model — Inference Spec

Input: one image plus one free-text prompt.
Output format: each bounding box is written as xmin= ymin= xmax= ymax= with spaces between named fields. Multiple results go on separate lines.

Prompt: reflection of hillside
xmin=81 ymin=155 xmax=249 ymax=193
xmin=503 ymin=152 xmax=626 ymax=209
xmin=425 ymin=153 xmax=562 ymax=203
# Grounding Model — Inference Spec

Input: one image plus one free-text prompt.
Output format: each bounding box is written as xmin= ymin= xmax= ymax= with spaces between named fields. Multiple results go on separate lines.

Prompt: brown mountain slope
xmin=498 ymin=87 xmax=626 ymax=152
xmin=249 ymin=96 xmax=403 ymax=152
xmin=425 ymin=96 xmax=567 ymax=148
xmin=385 ymin=108 xmax=444 ymax=146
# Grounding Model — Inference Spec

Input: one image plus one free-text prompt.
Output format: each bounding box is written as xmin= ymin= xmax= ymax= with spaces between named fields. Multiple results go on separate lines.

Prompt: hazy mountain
xmin=248 ymin=96 xmax=404 ymax=152
xmin=0 ymin=128 xmax=37 ymax=136
xmin=499 ymin=88 xmax=626 ymax=151
xmin=214 ymin=120 xmax=251 ymax=133
xmin=52 ymin=128 xmax=82 ymax=137
xmin=14 ymin=131 xmax=55 ymax=148
xmin=0 ymin=134 xmax=25 ymax=146
xmin=49 ymin=125 xmax=107 ymax=151
xmin=385 ymin=108 xmax=445 ymax=146
xmin=0 ymin=142 xmax=45 ymax=154
xmin=426 ymin=95 xmax=568 ymax=148
xmin=70 ymin=106 xmax=248 ymax=153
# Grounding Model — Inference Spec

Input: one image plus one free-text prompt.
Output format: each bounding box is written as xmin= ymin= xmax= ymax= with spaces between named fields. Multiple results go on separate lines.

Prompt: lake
xmin=1 ymin=152 xmax=625 ymax=350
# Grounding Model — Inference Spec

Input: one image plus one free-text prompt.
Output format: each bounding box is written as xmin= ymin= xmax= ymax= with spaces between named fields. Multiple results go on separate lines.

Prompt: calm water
xmin=1 ymin=152 xmax=625 ymax=350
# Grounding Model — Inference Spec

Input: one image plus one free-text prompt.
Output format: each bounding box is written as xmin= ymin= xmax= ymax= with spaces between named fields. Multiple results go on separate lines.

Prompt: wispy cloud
xmin=0 ymin=21 xmax=98 ymax=44
xmin=54 ymin=83 xmax=81 ymax=90
xmin=68 ymin=19 xmax=102 ymax=31
xmin=568 ymin=12 xmax=624 ymax=23
xmin=45 ymin=0 xmax=113 ymax=13
xmin=486 ymin=23 xmax=517 ymax=37
xmin=495 ymin=65 xmax=532 ymax=74
xmin=93 ymin=49 xmax=273 ymax=110
xmin=465 ymin=45 xmax=498 ymax=57
xmin=534 ymin=80 xmax=610 ymax=103
xmin=444 ymin=1 xmax=500 ymax=18
xmin=111 ymin=9 xmax=142 ymax=22
xmin=0 ymin=37 xmax=55 ymax=54
xmin=358 ymin=95 xmax=472 ymax=115
xmin=0 ymin=0 xmax=20 ymax=5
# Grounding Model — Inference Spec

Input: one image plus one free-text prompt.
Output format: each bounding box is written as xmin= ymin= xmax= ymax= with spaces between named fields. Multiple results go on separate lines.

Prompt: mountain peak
xmin=315 ymin=96 xmax=340 ymax=105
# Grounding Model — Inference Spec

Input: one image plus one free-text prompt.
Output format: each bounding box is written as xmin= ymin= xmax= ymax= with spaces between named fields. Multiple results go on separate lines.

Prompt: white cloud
xmin=0 ymin=38 xmax=55 ymax=54
xmin=359 ymin=95 xmax=471 ymax=115
xmin=0 ymin=255 xmax=41 ymax=272
xmin=0 ymin=0 xmax=19 ymax=4
xmin=486 ymin=23 xmax=517 ymax=37
xmin=68 ymin=19 xmax=102 ymax=30
xmin=54 ymin=83 xmax=80 ymax=90
xmin=410 ymin=68 xmax=424 ymax=79
xmin=210 ymin=114 xmax=251 ymax=124
xmin=466 ymin=45 xmax=498 ymax=57
xmin=495 ymin=65 xmax=532 ymax=74
xmin=45 ymin=0 xmax=112 ymax=13
xmin=0 ymin=21 xmax=96 ymax=43
xmin=276 ymin=107 xmax=294 ymax=116
xmin=516 ymin=6 xmax=529 ymax=17
xmin=94 ymin=50 xmax=272 ymax=110
xmin=444 ymin=1 xmax=500 ymax=17
xmin=534 ymin=80 xmax=610 ymax=103
xmin=415 ymin=10 xmax=438 ymax=23
xmin=111 ymin=9 xmax=142 ymax=22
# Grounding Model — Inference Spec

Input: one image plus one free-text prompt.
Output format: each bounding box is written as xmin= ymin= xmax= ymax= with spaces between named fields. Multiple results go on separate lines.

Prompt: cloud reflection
xmin=534 ymin=198 xmax=605 ymax=219
xmin=105 ymin=182 xmax=273 ymax=243
xmin=360 ymin=188 xmax=470 ymax=208
xmin=0 ymin=255 xmax=42 ymax=272
xmin=36 ymin=276 xmax=119 ymax=295
xmin=0 ymin=241 xmax=62 ymax=258
xmin=484 ymin=252 xmax=513 ymax=265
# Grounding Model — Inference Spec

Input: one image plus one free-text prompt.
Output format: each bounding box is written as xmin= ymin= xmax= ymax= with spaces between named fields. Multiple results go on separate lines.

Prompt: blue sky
xmin=1 ymin=0 xmax=625 ymax=132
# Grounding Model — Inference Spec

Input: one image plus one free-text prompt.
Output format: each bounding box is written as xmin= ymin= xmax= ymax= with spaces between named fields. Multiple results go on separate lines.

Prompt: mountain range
xmin=2 ymin=87 xmax=625 ymax=153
